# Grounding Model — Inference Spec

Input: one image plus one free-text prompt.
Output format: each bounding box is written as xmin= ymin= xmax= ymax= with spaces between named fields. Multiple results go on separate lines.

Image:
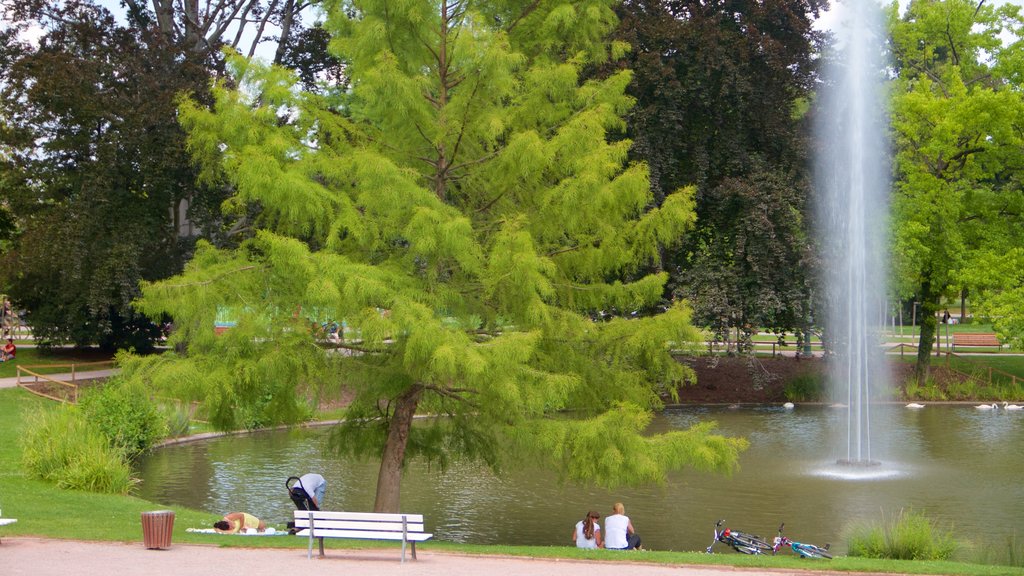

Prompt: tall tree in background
xmin=608 ymin=0 xmax=825 ymax=350
xmin=887 ymin=0 xmax=1024 ymax=383
xmin=0 ymin=0 xmax=340 ymax=348
xmin=122 ymin=0 xmax=747 ymax=511
xmin=4 ymin=0 xmax=314 ymax=63
xmin=0 ymin=2 xmax=224 ymax=349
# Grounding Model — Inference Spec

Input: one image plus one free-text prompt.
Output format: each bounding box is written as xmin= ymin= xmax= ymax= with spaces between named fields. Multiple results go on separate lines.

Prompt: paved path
xmin=1 ymin=538 xmax=834 ymax=576
xmin=0 ymin=369 xmax=117 ymax=389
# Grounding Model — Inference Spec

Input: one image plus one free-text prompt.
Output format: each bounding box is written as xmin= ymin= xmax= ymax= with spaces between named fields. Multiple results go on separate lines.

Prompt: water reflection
xmin=136 ymin=404 xmax=1024 ymax=553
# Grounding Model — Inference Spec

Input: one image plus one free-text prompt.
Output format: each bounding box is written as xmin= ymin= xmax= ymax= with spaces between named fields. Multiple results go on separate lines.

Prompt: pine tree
xmin=124 ymin=0 xmax=748 ymax=511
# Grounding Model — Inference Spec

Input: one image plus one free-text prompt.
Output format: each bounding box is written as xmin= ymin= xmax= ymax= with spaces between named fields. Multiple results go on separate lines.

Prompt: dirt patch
xmin=672 ymin=355 xmax=920 ymax=404
xmin=20 ymin=377 xmax=106 ymax=403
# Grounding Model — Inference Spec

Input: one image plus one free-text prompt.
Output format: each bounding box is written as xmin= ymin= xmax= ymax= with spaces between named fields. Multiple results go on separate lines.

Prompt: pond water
xmin=135 ymin=404 xmax=1024 ymax=553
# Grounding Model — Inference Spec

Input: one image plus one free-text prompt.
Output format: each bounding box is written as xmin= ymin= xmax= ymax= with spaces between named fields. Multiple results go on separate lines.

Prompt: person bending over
xmin=290 ymin=472 xmax=327 ymax=510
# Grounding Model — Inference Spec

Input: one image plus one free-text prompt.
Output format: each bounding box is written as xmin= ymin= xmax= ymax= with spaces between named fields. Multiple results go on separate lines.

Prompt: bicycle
xmin=705 ymin=519 xmax=773 ymax=555
xmin=771 ymin=523 xmax=832 ymax=559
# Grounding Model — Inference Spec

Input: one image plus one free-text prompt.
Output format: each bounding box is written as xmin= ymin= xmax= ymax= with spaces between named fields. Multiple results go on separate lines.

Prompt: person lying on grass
xmin=213 ymin=512 xmax=266 ymax=533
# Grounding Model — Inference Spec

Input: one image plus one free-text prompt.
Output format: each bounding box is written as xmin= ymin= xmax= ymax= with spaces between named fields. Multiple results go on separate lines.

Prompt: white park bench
xmin=292 ymin=510 xmax=432 ymax=563
xmin=0 ymin=518 xmax=17 ymax=544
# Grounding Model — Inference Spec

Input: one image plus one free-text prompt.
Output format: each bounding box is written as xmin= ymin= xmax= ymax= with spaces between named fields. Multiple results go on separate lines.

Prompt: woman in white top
xmin=604 ymin=502 xmax=642 ymax=550
xmin=572 ymin=511 xmax=603 ymax=548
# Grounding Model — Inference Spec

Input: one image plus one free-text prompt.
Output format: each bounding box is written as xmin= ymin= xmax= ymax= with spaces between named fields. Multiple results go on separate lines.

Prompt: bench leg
xmin=319 ymin=537 xmax=325 ymax=558
xmin=412 ymin=541 xmax=417 ymax=560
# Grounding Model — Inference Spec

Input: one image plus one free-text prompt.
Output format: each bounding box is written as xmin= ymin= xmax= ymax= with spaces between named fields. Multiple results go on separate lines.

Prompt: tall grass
xmin=784 ymin=374 xmax=826 ymax=401
xmin=20 ymin=405 xmax=138 ymax=494
xmin=963 ymin=532 xmax=1024 ymax=568
xmin=161 ymin=401 xmax=193 ymax=437
xmin=847 ymin=509 xmax=958 ymax=561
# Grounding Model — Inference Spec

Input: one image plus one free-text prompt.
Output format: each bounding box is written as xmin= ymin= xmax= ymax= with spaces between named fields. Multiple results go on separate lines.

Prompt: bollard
xmin=141 ymin=510 xmax=175 ymax=549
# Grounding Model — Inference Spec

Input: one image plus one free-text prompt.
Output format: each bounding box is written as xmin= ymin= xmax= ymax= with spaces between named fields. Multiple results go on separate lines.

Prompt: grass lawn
xmin=968 ymin=355 xmax=1024 ymax=379
xmin=2 ymin=388 xmax=1023 ymax=574
xmin=0 ymin=347 xmax=115 ymax=378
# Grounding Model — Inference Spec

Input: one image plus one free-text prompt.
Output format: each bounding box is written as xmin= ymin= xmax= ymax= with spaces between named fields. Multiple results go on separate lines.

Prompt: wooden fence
xmin=890 ymin=343 xmax=1021 ymax=390
xmin=16 ymin=360 xmax=116 ymax=403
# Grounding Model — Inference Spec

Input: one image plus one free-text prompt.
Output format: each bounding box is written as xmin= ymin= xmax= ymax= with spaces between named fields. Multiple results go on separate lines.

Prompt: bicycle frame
xmin=771 ymin=523 xmax=832 ymax=559
xmin=706 ymin=520 xmax=772 ymax=555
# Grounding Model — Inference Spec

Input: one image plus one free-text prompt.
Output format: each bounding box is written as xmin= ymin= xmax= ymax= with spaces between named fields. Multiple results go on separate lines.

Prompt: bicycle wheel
xmin=731 ymin=534 xmax=773 ymax=554
xmin=795 ymin=544 xmax=832 ymax=559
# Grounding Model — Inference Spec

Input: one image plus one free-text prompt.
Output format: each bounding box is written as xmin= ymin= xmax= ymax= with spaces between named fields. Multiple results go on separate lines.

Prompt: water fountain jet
xmin=815 ymin=0 xmax=890 ymax=468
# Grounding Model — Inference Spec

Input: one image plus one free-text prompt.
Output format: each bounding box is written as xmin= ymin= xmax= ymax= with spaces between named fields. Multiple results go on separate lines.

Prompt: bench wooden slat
xmin=294 ymin=519 xmax=426 ymax=532
xmin=295 ymin=529 xmax=433 ymax=541
xmin=294 ymin=511 xmax=424 ymax=523
xmin=952 ymin=333 xmax=1000 ymax=351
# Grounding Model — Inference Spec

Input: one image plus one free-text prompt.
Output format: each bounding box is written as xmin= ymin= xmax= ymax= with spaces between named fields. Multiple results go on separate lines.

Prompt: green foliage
xmin=0 ymin=2 xmax=226 ymax=351
xmin=607 ymin=0 xmax=821 ymax=340
xmin=79 ymin=380 xmax=167 ymax=459
xmin=783 ymin=374 xmax=826 ymax=402
xmin=511 ymin=405 xmax=748 ymax=487
xmin=20 ymin=405 xmax=138 ymax=494
xmin=847 ymin=509 xmax=958 ymax=561
xmin=887 ymin=0 xmax=1024 ymax=375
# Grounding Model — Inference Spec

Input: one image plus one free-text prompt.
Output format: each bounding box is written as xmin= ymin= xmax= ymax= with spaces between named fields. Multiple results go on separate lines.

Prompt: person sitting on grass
xmin=213 ymin=512 xmax=266 ymax=533
xmin=0 ymin=338 xmax=15 ymax=362
xmin=604 ymin=502 xmax=642 ymax=550
xmin=572 ymin=510 xmax=603 ymax=549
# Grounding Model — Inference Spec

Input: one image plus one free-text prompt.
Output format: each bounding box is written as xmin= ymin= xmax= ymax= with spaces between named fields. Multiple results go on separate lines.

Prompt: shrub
xmin=20 ymin=406 xmax=138 ymax=494
xmin=784 ymin=374 xmax=826 ymax=402
xmin=80 ymin=381 xmax=167 ymax=459
xmin=847 ymin=509 xmax=958 ymax=561
xmin=903 ymin=377 xmax=946 ymax=401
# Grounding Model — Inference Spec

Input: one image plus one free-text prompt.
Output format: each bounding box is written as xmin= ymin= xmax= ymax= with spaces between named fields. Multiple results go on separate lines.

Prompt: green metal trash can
xmin=141 ymin=510 xmax=175 ymax=549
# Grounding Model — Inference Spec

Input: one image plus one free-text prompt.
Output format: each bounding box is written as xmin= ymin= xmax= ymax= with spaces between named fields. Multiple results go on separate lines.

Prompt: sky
xmin=6 ymin=0 xmax=1024 ymax=57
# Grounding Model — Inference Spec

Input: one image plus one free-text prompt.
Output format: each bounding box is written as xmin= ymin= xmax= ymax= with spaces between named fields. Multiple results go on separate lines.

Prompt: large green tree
xmin=123 ymin=0 xmax=747 ymax=511
xmin=887 ymin=0 xmax=1024 ymax=381
xmin=606 ymin=0 xmax=825 ymax=350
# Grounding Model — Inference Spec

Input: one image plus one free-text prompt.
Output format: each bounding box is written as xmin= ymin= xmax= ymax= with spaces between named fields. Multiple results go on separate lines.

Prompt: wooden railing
xmin=942 ymin=351 xmax=1021 ymax=389
xmin=888 ymin=344 xmax=1020 ymax=390
xmin=16 ymin=360 xmax=116 ymax=403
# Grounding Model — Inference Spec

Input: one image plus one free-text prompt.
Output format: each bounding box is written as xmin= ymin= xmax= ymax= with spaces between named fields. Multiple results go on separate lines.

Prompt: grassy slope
xmin=1 ymin=388 xmax=1022 ymax=574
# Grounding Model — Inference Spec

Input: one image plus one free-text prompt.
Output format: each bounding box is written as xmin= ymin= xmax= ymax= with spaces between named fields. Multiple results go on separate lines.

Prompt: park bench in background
xmin=293 ymin=510 xmax=432 ymax=563
xmin=951 ymin=333 xmax=1001 ymax=352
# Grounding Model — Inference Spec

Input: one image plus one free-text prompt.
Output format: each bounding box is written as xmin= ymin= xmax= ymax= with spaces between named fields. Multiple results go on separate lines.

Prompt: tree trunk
xmin=960 ymin=287 xmax=968 ymax=322
xmin=151 ymin=0 xmax=175 ymax=41
xmin=273 ymin=0 xmax=296 ymax=65
xmin=373 ymin=384 xmax=423 ymax=513
xmin=915 ymin=280 xmax=938 ymax=387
